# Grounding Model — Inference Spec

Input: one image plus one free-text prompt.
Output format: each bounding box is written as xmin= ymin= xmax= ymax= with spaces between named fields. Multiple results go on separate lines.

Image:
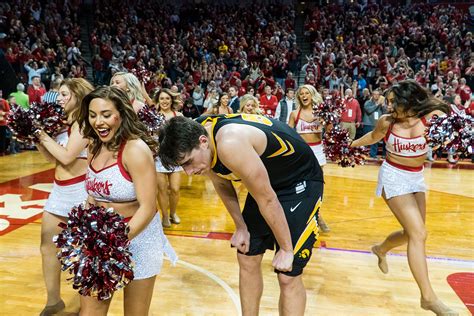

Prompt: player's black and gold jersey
xmin=196 ymin=114 xmax=323 ymax=190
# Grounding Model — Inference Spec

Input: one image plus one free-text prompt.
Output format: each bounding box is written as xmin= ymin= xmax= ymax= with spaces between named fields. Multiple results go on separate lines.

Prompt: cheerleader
xmin=77 ymin=86 xmax=176 ymax=315
xmin=238 ymin=94 xmax=262 ymax=115
xmin=205 ymin=92 xmax=234 ymax=115
xmin=288 ymin=85 xmax=331 ymax=233
xmin=153 ymin=89 xmax=184 ymax=227
xmin=110 ymin=72 xmax=146 ymax=112
xmin=351 ymin=80 xmax=457 ymax=316
xmin=35 ymin=78 xmax=94 ymax=316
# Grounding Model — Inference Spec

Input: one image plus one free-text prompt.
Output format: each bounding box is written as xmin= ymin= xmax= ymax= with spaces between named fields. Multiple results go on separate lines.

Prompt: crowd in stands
xmin=300 ymin=2 xmax=472 ymax=162
xmin=89 ymin=1 xmax=299 ymax=99
xmin=302 ymin=3 xmax=473 ymax=102
xmin=1 ymin=0 xmax=86 ymax=102
xmin=0 ymin=0 xmax=472 ymax=162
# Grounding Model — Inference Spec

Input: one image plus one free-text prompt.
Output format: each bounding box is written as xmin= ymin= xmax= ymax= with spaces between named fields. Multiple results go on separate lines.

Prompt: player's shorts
xmin=241 ymin=180 xmax=323 ymax=277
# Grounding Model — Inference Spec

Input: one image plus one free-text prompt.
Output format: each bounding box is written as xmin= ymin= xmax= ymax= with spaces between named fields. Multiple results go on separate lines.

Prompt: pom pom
xmin=313 ymin=94 xmax=344 ymax=125
xmin=131 ymin=66 xmax=152 ymax=85
xmin=54 ymin=204 xmax=134 ymax=300
xmin=323 ymin=125 xmax=368 ymax=167
xmin=137 ymin=106 xmax=166 ymax=138
xmin=7 ymin=102 xmax=65 ymax=144
xmin=31 ymin=101 xmax=66 ymax=135
xmin=7 ymin=105 xmax=36 ymax=145
xmin=426 ymin=113 xmax=474 ymax=156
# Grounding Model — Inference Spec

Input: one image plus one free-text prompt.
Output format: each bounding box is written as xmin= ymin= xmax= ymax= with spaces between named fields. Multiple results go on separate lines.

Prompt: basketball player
xmin=158 ymin=114 xmax=324 ymax=316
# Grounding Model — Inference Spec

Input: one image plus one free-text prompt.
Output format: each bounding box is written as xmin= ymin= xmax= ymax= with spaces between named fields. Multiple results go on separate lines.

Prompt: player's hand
xmin=272 ymin=248 xmax=294 ymax=272
xmin=231 ymin=228 xmax=250 ymax=254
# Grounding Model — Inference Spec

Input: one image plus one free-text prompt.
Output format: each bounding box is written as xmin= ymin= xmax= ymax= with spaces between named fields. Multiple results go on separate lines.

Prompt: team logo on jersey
xmin=267 ymin=133 xmax=295 ymax=158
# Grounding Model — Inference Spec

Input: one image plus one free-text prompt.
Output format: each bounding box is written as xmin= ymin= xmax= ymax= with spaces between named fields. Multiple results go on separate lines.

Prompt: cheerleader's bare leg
xmin=381 ymin=191 xmax=457 ymax=315
xmin=156 ymin=172 xmax=171 ymax=227
xmin=40 ymin=211 xmax=67 ymax=315
xmin=168 ymin=172 xmax=181 ymax=224
xmin=123 ymin=277 xmax=157 ymax=316
xmin=79 ymin=295 xmax=112 ymax=316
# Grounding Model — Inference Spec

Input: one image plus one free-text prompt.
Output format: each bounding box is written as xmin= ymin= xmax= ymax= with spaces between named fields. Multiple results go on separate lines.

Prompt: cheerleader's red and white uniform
xmin=377 ymin=118 xmax=429 ymax=199
xmin=86 ymin=141 xmax=177 ymax=279
xmin=43 ymin=128 xmax=88 ymax=217
xmin=294 ymin=109 xmax=326 ymax=166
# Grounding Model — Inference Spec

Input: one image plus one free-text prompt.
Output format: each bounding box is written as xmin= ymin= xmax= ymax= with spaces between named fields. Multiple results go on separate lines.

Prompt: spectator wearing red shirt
xmin=284 ymin=72 xmax=297 ymax=91
xmin=0 ymin=90 xmax=11 ymax=155
xmin=341 ymin=88 xmax=362 ymax=139
xmin=458 ymin=78 xmax=472 ymax=103
xmin=259 ymin=85 xmax=279 ymax=117
xmin=27 ymin=76 xmax=47 ymax=104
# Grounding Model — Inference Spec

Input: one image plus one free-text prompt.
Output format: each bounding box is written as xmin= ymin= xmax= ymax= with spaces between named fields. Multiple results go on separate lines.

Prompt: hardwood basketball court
xmin=0 ymin=151 xmax=472 ymax=315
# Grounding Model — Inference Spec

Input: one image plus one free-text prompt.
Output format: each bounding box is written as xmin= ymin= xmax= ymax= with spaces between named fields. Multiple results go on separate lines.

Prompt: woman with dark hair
xmin=205 ymin=92 xmax=233 ymax=115
xmin=34 ymin=78 xmax=94 ymax=316
xmin=153 ymin=88 xmax=184 ymax=227
xmin=77 ymin=86 xmax=176 ymax=315
xmin=351 ymin=80 xmax=457 ymax=315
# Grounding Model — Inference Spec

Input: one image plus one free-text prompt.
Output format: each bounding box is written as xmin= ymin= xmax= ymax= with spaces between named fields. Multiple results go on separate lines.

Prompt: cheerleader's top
xmin=85 ymin=142 xmax=136 ymax=203
xmin=384 ymin=117 xmax=429 ymax=158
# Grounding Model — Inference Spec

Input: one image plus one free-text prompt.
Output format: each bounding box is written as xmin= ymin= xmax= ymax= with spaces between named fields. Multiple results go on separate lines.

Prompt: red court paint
xmin=0 ymin=169 xmax=55 ymax=236
xmin=447 ymin=272 xmax=474 ymax=314
xmin=207 ymin=232 xmax=232 ymax=240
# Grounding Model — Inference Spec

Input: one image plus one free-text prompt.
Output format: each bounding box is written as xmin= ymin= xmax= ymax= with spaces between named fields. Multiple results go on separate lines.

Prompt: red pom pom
xmin=7 ymin=105 xmax=36 ymax=145
xmin=7 ymin=102 xmax=65 ymax=144
xmin=137 ymin=106 xmax=166 ymax=138
xmin=54 ymin=204 xmax=134 ymax=300
xmin=313 ymin=94 xmax=344 ymax=126
xmin=131 ymin=66 xmax=152 ymax=85
xmin=426 ymin=113 xmax=473 ymax=156
xmin=323 ymin=125 xmax=368 ymax=167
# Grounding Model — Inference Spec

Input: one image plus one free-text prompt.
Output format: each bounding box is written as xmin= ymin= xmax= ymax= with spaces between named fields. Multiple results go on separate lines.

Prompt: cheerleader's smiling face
xmin=298 ymin=87 xmax=312 ymax=108
xmin=158 ymin=91 xmax=173 ymax=111
xmin=88 ymin=98 xmax=122 ymax=142
xmin=57 ymin=85 xmax=77 ymax=115
xmin=243 ymin=100 xmax=257 ymax=114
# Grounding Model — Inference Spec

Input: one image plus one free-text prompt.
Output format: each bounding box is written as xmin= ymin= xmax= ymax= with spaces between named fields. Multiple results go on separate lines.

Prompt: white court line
xmin=165 ymin=258 xmax=241 ymax=315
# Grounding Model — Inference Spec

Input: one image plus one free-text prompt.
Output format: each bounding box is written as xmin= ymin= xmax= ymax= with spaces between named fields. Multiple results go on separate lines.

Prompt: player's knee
xmin=238 ymin=255 xmax=261 ymax=274
xmin=278 ymin=273 xmax=300 ymax=291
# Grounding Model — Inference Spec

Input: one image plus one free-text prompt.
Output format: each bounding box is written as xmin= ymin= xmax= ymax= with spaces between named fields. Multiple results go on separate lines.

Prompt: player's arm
xmin=208 ymin=172 xmax=246 ymax=229
xmin=217 ymin=130 xmax=293 ymax=252
xmin=208 ymin=171 xmax=250 ymax=253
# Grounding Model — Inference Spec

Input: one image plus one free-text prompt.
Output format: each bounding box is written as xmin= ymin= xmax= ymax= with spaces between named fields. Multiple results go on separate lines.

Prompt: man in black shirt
xmin=159 ymin=114 xmax=323 ymax=316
